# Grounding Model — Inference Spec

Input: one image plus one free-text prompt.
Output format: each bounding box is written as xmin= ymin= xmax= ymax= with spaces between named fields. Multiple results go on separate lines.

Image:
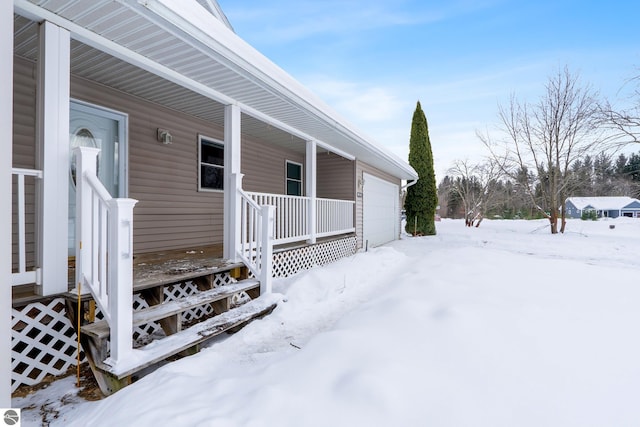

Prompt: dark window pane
xmin=287 ymin=180 xmax=301 ymax=196
xmin=201 ymin=140 xmax=224 ymax=166
xmin=287 ymin=162 xmax=301 ymax=180
xmin=201 ymin=165 xmax=223 ymax=190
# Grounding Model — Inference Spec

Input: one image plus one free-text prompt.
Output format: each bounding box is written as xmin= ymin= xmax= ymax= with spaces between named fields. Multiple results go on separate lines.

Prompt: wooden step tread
xmin=133 ymin=260 xmax=246 ymax=292
xmin=82 ymin=279 xmax=260 ymax=340
xmin=97 ymin=293 xmax=280 ymax=379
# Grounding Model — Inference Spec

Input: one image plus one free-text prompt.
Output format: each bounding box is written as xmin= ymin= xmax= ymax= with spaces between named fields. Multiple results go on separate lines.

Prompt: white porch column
xmin=306 ymin=140 xmax=317 ymax=244
xmin=0 ymin=0 xmax=13 ymax=407
xmin=223 ymin=103 xmax=242 ymax=261
xmin=36 ymin=21 xmax=70 ymax=296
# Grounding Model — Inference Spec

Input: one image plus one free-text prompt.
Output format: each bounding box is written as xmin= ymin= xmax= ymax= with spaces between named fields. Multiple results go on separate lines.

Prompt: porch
xmin=11 ymin=151 xmax=356 ymax=393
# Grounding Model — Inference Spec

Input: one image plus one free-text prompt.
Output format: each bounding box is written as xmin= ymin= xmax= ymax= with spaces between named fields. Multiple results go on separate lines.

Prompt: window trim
xmin=198 ymin=134 xmax=225 ymax=192
xmin=285 ymin=160 xmax=303 ymax=196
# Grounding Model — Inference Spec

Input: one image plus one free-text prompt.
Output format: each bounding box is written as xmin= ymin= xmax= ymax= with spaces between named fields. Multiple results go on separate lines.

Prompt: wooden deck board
xmin=132 ymin=245 xmax=241 ymax=291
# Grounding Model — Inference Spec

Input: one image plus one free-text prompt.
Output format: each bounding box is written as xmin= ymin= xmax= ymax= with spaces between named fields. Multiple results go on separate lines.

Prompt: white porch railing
xmin=247 ymin=192 xmax=309 ymax=244
xmin=11 ymin=168 xmax=42 ymax=286
xmin=74 ymin=147 xmax=138 ymax=365
xmin=238 ymin=189 xmax=274 ymax=294
xmin=316 ymin=198 xmax=355 ymax=238
xmin=247 ymin=192 xmax=355 ymax=244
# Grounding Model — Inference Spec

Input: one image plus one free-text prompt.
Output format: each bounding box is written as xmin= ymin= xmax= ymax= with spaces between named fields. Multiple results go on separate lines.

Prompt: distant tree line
xmin=438 ymin=150 xmax=640 ymax=221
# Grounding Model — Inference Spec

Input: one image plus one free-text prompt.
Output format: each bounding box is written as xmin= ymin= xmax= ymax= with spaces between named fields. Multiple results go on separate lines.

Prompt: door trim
xmin=70 ymin=99 xmax=129 ymax=197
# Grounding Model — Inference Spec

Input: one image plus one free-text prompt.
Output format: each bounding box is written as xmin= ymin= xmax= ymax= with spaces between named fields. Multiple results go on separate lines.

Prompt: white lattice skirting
xmin=11 ymin=298 xmax=79 ymax=393
xmin=273 ymin=236 xmax=357 ymax=277
xmin=11 ymin=236 xmax=356 ymax=392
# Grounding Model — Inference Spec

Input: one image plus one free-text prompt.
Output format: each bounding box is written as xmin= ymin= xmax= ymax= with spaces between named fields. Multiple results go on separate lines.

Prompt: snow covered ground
xmin=14 ymin=218 xmax=640 ymax=426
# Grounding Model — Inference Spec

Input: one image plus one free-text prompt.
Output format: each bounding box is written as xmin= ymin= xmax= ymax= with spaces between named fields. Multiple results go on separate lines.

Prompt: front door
xmin=68 ymin=101 xmax=127 ymax=255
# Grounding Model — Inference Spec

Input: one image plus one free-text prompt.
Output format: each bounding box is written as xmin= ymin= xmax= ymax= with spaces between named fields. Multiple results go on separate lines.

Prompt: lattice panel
xmin=272 ymin=236 xmax=357 ymax=277
xmin=132 ymin=293 xmax=163 ymax=343
xmin=162 ymin=273 xmax=236 ymax=323
xmin=212 ymin=272 xmax=236 ymax=288
xmin=163 ymin=281 xmax=211 ymax=323
xmin=314 ymin=237 xmax=357 ymax=266
xmin=11 ymin=298 xmax=80 ymax=393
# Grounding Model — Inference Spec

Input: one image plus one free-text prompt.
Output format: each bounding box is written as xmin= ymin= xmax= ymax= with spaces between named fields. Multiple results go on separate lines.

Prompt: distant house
xmin=565 ymin=197 xmax=640 ymax=219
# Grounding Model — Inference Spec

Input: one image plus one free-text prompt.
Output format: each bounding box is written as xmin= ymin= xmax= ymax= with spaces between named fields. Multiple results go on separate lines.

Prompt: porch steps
xmin=98 ymin=293 xmax=280 ymax=379
xmin=78 ymin=278 xmax=279 ymax=395
xmin=81 ymin=279 xmax=261 ymax=340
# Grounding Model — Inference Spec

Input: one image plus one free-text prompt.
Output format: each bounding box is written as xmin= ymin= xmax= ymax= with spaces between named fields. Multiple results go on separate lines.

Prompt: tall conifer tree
xmin=405 ymin=101 xmax=438 ymax=235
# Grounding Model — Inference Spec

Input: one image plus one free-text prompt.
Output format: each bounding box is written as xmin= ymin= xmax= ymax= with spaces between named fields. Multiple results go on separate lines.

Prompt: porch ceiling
xmin=13 ymin=0 xmax=417 ymax=178
xmin=14 ymin=15 xmax=309 ymax=155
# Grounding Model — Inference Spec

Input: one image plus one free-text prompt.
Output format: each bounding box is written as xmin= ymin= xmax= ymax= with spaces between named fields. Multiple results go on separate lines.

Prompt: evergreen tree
xmin=404 ymin=101 xmax=438 ymax=235
xmin=614 ymin=154 xmax=628 ymax=177
xmin=624 ymin=153 xmax=640 ymax=182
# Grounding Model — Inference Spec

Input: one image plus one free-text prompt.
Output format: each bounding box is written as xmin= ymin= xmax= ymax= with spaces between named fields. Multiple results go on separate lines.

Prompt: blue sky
xmin=218 ymin=0 xmax=640 ymax=179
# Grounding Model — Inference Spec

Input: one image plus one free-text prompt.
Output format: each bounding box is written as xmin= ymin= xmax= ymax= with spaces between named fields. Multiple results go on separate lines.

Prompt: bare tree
xmin=600 ymin=101 xmax=640 ymax=146
xmin=481 ymin=67 xmax=604 ymax=233
xmin=599 ymin=74 xmax=640 ymax=147
xmin=447 ymin=158 xmax=503 ymax=227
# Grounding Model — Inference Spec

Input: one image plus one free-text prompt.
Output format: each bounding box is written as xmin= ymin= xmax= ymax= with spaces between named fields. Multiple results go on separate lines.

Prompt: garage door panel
xmin=363 ymin=173 xmax=399 ymax=247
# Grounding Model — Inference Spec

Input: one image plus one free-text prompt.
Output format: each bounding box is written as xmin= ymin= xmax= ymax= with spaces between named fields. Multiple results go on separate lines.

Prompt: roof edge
xmin=136 ymin=0 xmax=417 ymax=180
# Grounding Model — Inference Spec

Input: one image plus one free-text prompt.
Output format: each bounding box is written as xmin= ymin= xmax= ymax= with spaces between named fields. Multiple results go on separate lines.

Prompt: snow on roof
xmin=566 ymin=196 xmax=639 ymax=210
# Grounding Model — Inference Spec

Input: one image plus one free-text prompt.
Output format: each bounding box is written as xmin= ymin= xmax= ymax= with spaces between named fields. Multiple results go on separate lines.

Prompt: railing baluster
xmin=17 ymin=173 xmax=26 ymax=275
xmin=99 ymin=202 xmax=108 ymax=302
xmin=91 ymin=192 xmax=99 ymax=296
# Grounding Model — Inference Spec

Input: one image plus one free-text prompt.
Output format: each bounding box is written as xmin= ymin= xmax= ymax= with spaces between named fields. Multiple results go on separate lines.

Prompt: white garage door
xmin=363 ymin=173 xmax=399 ymax=248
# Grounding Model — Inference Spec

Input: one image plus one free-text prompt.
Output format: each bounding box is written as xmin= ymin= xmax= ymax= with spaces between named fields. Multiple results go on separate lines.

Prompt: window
xmin=199 ymin=135 xmax=224 ymax=191
xmin=286 ymin=160 xmax=303 ymax=196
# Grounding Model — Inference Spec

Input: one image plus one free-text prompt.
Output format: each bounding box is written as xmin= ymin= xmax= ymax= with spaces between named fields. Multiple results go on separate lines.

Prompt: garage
xmin=363 ymin=172 xmax=399 ymax=247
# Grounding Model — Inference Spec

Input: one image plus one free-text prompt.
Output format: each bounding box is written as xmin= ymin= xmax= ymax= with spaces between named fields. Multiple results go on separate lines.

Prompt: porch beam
xmin=306 ymin=140 xmax=317 ymax=244
xmin=223 ymin=103 xmax=242 ymax=261
xmin=239 ymin=107 xmax=356 ymax=162
xmin=1 ymin=0 xmax=13 ymax=407
xmin=36 ymin=21 xmax=70 ymax=296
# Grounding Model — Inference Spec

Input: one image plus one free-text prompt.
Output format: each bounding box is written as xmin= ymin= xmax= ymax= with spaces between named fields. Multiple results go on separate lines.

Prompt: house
xmin=4 ymin=0 xmax=418 ymax=398
xmin=565 ymin=197 xmax=640 ymax=219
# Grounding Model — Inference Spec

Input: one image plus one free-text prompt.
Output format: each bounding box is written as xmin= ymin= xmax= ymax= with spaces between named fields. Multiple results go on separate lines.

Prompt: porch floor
xmin=128 ymin=244 xmax=241 ymax=291
xmin=12 ymin=244 xmax=236 ymax=306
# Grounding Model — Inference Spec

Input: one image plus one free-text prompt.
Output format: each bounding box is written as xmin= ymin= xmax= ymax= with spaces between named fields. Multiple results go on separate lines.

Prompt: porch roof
xmin=13 ymin=0 xmax=418 ymax=181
